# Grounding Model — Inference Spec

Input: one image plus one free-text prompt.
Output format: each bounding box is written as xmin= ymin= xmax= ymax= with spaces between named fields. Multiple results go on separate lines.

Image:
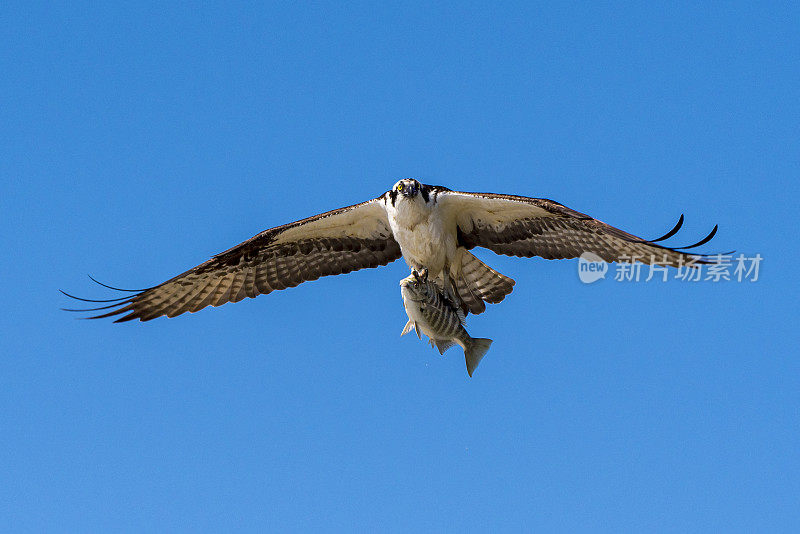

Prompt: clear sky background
xmin=2 ymin=2 xmax=798 ymax=532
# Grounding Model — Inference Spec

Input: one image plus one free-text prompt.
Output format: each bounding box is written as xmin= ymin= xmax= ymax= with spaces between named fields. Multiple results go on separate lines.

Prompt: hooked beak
xmin=401 ymin=182 xmax=418 ymax=198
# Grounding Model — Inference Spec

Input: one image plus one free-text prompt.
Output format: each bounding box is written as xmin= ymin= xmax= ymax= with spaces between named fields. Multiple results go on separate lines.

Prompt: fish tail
xmin=464 ymin=337 xmax=493 ymax=377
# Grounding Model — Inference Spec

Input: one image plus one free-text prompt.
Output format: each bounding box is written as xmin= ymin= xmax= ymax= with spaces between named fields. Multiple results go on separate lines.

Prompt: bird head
xmin=393 ymin=178 xmax=421 ymax=199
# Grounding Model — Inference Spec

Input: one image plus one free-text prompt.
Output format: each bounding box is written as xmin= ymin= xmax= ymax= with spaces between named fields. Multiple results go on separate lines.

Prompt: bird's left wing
xmin=436 ymin=189 xmax=716 ymax=265
xmin=64 ymin=196 xmax=400 ymax=322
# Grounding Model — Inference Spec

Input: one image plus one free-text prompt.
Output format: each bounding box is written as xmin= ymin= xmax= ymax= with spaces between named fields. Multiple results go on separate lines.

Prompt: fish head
xmin=400 ymin=272 xmax=429 ymax=302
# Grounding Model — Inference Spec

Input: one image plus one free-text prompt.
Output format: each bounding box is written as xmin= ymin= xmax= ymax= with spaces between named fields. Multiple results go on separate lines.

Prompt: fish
xmin=400 ymin=269 xmax=493 ymax=377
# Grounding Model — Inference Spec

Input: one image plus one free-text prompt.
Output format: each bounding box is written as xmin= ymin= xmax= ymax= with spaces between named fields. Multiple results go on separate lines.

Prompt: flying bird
xmin=63 ymin=179 xmax=718 ymax=322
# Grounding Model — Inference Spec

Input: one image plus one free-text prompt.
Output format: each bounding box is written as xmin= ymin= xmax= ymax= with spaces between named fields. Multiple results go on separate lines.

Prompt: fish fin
xmin=465 ymin=338 xmax=493 ymax=377
xmin=433 ymin=339 xmax=456 ymax=355
xmin=401 ymin=319 xmax=416 ymax=336
xmin=414 ymin=323 xmax=421 ymax=339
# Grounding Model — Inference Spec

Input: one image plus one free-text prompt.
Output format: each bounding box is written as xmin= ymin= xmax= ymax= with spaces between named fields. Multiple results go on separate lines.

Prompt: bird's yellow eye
xmin=397 ymin=183 xmax=404 ymax=191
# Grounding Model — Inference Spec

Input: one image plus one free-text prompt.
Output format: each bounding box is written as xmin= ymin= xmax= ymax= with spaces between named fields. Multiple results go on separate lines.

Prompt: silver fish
xmin=400 ymin=270 xmax=492 ymax=377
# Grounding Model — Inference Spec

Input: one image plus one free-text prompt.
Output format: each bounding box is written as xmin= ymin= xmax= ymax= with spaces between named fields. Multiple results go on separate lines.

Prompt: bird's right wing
xmin=64 ymin=195 xmax=401 ymax=322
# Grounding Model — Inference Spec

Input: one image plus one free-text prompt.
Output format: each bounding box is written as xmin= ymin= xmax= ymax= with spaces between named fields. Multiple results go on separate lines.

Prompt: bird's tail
xmin=452 ymin=250 xmax=515 ymax=315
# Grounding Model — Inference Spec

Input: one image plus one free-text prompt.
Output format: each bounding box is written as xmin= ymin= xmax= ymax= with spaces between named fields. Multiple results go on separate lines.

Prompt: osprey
xmin=64 ymin=179 xmax=717 ymax=322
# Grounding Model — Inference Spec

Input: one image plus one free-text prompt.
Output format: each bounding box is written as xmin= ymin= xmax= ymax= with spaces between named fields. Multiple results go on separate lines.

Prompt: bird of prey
xmin=63 ymin=179 xmax=717 ymax=322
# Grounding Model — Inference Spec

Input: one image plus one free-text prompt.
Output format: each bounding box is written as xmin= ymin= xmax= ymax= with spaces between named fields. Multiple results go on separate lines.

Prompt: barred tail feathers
xmin=452 ymin=250 xmax=515 ymax=315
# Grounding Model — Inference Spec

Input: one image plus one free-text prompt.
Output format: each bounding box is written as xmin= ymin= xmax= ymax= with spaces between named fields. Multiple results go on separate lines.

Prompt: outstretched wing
xmin=437 ymin=190 xmax=716 ymax=265
xmin=65 ymin=196 xmax=401 ymax=322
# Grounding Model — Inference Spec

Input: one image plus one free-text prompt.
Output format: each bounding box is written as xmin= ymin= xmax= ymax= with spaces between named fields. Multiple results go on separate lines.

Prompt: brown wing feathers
xmin=86 ymin=237 xmax=400 ymax=322
xmin=453 ymin=194 xmax=716 ymax=266
xmin=65 ymin=200 xmax=401 ymax=322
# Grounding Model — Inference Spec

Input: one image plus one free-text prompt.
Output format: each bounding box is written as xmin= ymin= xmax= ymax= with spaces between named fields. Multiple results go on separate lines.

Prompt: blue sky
xmin=2 ymin=2 xmax=798 ymax=531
